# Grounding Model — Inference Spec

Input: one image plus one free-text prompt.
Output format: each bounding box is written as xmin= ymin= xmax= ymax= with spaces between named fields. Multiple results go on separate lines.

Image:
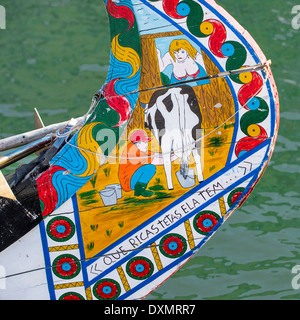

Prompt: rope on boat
xmin=58 ymin=61 xmax=270 ymax=161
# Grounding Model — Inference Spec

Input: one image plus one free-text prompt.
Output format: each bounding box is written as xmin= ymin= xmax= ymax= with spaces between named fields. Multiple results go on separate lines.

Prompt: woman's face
xmin=174 ymin=48 xmax=188 ymax=62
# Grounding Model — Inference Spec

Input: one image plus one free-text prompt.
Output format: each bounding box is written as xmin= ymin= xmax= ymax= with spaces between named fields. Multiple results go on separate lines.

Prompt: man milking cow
xmin=118 ymin=129 xmax=177 ymax=197
xmin=119 ymin=85 xmax=203 ymax=197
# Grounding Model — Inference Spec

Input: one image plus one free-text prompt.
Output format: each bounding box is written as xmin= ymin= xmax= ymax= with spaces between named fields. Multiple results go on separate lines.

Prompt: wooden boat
xmin=0 ymin=0 xmax=279 ymax=300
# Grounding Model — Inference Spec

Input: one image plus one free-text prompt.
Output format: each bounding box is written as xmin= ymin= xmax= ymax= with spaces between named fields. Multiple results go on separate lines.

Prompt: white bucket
xmin=105 ymin=184 xmax=122 ymax=199
xmin=176 ymin=168 xmax=195 ymax=188
xmin=99 ymin=188 xmax=117 ymax=206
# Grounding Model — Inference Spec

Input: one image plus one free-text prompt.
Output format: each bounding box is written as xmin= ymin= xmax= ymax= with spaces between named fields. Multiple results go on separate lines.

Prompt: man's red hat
xmin=130 ymin=130 xmax=152 ymax=143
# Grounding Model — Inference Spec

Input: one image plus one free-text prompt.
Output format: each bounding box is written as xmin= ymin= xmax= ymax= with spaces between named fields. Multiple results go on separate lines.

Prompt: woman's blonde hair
xmin=169 ymin=39 xmax=198 ymax=61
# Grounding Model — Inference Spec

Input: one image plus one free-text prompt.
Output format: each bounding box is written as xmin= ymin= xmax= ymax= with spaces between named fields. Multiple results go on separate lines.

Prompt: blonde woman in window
xmin=156 ymin=39 xmax=209 ymax=85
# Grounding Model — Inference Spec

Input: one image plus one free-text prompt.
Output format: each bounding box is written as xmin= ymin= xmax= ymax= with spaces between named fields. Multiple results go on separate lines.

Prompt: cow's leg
xmin=161 ymin=136 xmax=174 ymax=190
xmin=163 ymin=152 xmax=174 ymax=190
xmin=192 ymin=148 xmax=204 ymax=183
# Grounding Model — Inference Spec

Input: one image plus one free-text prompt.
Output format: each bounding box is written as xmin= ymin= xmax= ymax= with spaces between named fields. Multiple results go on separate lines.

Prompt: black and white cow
xmin=145 ymin=85 xmax=204 ymax=190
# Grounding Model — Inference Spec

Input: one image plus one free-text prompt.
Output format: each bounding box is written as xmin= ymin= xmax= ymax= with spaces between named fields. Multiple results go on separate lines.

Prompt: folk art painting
xmin=0 ymin=0 xmax=279 ymax=300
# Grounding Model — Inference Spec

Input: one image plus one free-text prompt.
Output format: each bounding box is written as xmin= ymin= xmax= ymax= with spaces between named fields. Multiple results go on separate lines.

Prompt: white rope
xmin=53 ymin=89 xmax=103 ymax=139
xmin=57 ymin=61 xmax=271 ymax=161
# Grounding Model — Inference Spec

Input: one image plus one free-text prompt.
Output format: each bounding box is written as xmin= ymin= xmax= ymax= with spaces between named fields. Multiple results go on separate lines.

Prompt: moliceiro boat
xmin=0 ymin=0 xmax=279 ymax=300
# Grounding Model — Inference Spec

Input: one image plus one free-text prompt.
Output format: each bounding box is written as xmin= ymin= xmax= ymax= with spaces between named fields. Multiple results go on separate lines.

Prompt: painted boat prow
xmin=0 ymin=0 xmax=279 ymax=300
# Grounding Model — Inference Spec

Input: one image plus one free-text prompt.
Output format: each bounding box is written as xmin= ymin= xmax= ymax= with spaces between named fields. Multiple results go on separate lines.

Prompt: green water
xmin=0 ymin=0 xmax=299 ymax=300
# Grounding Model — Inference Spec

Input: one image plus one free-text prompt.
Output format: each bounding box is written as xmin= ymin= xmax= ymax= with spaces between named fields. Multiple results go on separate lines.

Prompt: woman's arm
xmin=194 ymin=51 xmax=204 ymax=65
xmin=156 ymin=49 xmax=173 ymax=72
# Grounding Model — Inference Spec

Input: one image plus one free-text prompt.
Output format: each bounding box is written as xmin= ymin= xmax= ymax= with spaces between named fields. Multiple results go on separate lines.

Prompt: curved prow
xmin=0 ymin=0 xmax=143 ymax=250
